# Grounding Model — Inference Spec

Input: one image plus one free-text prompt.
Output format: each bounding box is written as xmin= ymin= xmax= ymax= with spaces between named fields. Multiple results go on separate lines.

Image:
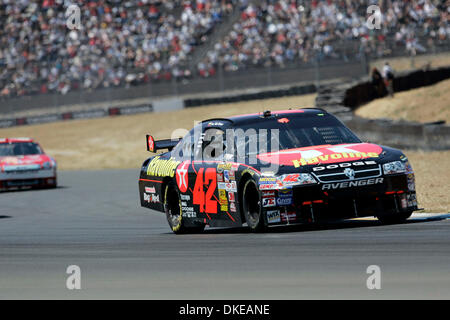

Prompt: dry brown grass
xmin=370 ymin=52 xmax=450 ymax=72
xmin=404 ymin=150 xmax=450 ymax=213
xmin=356 ymin=78 xmax=450 ymax=123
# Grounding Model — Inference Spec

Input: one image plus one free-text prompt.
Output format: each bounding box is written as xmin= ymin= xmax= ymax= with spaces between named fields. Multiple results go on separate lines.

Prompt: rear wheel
xmin=164 ymin=181 xmax=204 ymax=234
xmin=377 ymin=211 xmax=413 ymax=224
xmin=242 ymin=179 xmax=265 ymax=232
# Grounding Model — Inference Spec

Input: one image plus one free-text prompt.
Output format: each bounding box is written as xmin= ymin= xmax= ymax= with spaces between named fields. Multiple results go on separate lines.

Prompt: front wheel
xmin=242 ymin=179 xmax=265 ymax=232
xmin=377 ymin=211 xmax=413 ymax=224
xmin=164 ymin=181 xmax=204 ymax=234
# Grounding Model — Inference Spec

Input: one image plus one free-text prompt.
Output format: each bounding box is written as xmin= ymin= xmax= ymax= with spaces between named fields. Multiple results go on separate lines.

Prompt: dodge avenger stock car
xmin=0 ymin=138 xmax=57 ymax=191
xmin=138 ymin=108 xmax=418 ymax=234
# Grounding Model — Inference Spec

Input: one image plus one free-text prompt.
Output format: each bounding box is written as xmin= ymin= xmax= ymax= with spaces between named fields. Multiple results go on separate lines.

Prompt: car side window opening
xmin=201 ymin=128 xmax=226 ymax=161
xmin=172 ymin=130 xmax=196 ymax=161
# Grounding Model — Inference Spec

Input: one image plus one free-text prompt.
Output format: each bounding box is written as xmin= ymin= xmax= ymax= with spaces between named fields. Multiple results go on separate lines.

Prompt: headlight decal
xmin=383 ymin=161 xmax=407 ymax=175
xmin=279 ymin=173 xmax=317 ymax=186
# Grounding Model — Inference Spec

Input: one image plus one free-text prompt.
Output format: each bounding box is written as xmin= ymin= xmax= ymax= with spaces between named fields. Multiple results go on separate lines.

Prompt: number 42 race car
xmin=138 ymin=108 xmax=418 ymax=234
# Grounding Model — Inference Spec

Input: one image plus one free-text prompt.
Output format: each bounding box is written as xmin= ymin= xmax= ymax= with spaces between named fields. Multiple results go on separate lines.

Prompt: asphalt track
xmin=0 ymin=169 xmax=449 ymax=299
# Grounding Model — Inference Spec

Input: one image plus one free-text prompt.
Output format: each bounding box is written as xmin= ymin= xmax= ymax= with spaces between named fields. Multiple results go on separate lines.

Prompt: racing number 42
xmin=193 ymin=168 xmax=217 ymax=214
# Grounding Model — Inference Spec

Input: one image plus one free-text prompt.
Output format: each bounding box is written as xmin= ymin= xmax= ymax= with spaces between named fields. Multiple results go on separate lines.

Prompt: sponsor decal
xmin=281 ymin=211 xmax=297 ymax=223
xmin=228 ymin=192 xmax=235 ymax=202
xmin=176 ymin=161 xmax=190 ymax=193
xmin=147 ymin=156 xmax=180 ymax=178
xmin=277 ymin=189 xmax=293 ymax=206
xmin=145 ymin=186 xmax=156 ymax=194
xmin=207 ymin=121 xmax=226 ymax=127
xmin=262 ymin=190 xmax=276 ymax=198
xmin=267 ymin=210 xmax=281 ymax=224
xmin=217 ymin=172 xmax=224 ymax=182
xmin=407 ymin=193 xmax=417 ymax=207
xmin=217 ymin=163 xmax=233 ymax=173
xmin=258 ymin=177 xmax=279 ymax=190
xmin=322 ymin=178 xmax=384 ymax=190
xmin=218 ymin=181 xmax=237 ymax=192
xmin=257 ymin=143 xmax=383 ymax=167
xmin=312 ymin=161 xmax=377 ymax=172
xmin=182 ymin=206 xmax=196 ymax=218
xmin=180 ymin=194 xmax=191 ymax=201
xmin=260 ymin=177 xmax=277 ymax=183
xmin=278 ymin=189 xmax=293 ymax=198
xmin=400 ymin=194 xmax=408 ymax=209
xmin=221 ymin=204 xmax=228 ymax=212
xmin=3 ymin=164 xmax=41 ymax=172
xmin=259 ymin=183 xmax=279 ymax=191
xmin=277 ymin=197 xmax=293 ymax=206
xmin=144 ymin=193 xmax=160 ymax=203
xmin=228 ymin=170 xmax=236 ymax=180
xmin=224 ymin=170 xmax=230 ymax=182
xmin=262 ymin=198 xmax=276 ymax=208
xmin=230 ymin=202 xmax=236 ymax=213
xmin=407 ymin=173 xmax=416 ymax=192
xmin=147 ymin=136 xmax=155 ymax=152
xmin=219 ymin=189 xmax=228 ymax=206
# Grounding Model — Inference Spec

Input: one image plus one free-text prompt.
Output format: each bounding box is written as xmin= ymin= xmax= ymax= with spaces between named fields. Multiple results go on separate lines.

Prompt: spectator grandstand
xmin=0 ymin=0 xmax=236 ymax=98
xmin=0 ymin=0 xmax=448 ymax=99
xmin=198 ymin=0 xmax=450 ymax=76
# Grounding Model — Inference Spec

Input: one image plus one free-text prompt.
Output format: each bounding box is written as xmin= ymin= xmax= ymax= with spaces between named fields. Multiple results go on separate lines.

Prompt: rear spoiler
xmin=146 ymin=135 xmax=181 ymax=153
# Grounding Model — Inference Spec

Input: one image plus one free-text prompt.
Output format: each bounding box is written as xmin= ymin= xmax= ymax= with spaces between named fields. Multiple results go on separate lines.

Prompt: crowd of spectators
xmin=0 ymin=0 xmax=448 ymax=98
xmin=198 ymin=0 xmax=449 ymax=77
xmin=0 ymin=0 xmax=235 ymax=98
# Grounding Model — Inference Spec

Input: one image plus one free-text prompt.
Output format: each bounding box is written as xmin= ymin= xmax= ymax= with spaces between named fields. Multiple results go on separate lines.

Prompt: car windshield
xmin=0 ymin=142 xmax=43 ymax=156
xmin=234 ymin=113 xmax=361 ymax=154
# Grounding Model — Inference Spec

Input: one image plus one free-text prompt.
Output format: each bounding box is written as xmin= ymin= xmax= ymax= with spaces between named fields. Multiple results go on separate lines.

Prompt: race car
xmin=138 ymin=108 xmax=418 ymax=234
xmin=0 ymin=138 xmax=57 ymax=191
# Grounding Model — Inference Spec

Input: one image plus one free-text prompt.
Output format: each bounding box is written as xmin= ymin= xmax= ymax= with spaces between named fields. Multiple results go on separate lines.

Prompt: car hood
xmin=256 ymin=143 xmax=402 ymax=173
xmin=0 ymin=154 xmax=52 ymax=168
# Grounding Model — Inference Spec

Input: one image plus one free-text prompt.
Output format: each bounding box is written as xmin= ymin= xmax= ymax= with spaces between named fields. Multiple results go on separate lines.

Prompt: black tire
xmin=242 ymin=179 xmax=265 ymax=232
xmin=164 ymin=181 xmax=204 ymax=234
xmin=377 ymin=211 xmax=413 ymax=224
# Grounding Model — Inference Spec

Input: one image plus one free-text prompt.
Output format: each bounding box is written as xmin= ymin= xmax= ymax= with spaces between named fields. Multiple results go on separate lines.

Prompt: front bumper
xmin=263 ymin=174 xmax=418 ymax=225
xmin=0 ymin=169 xmax=57 ymax=190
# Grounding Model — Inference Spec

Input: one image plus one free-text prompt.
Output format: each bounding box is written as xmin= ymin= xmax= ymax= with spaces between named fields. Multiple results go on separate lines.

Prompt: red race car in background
xmin=0 ymin=138 xmax=57 ymax=191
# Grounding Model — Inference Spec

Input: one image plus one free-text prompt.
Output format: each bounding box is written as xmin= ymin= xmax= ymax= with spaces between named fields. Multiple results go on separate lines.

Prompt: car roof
xmin=0 ymin=138 xmax=34 ymax=144
xmin=202 ymin=108 xmax=328 ymax=126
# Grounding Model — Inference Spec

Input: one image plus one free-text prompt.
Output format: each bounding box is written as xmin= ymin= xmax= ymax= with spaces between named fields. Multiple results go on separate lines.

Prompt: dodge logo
xmin=344 ymin=168 xmax=355 ymax=180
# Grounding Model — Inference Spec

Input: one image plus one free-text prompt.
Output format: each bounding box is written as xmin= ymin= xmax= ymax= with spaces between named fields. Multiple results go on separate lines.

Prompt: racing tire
xmin=164 ymin=181 xmax=205 ymax=235
xmin=377 ymin=211 xmax=413 ymax=224
xmin=242 ymin=179 xmax=266 ymax=232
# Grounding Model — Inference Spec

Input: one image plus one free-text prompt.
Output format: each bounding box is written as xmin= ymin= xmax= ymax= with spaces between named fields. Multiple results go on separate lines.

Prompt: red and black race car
xmin=0 ymin=138 xmax=57 ymax=191
xmin=138 ymin=109 xmax=418 ymax=234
